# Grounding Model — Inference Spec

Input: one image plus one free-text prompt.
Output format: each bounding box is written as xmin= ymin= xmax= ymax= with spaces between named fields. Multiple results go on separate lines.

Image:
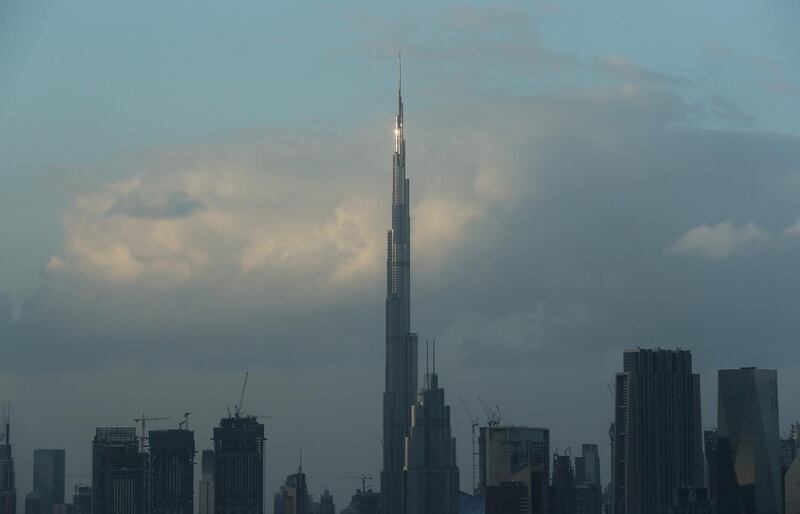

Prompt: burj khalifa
xmin=381 ymin=60 xmax=418 ymax=514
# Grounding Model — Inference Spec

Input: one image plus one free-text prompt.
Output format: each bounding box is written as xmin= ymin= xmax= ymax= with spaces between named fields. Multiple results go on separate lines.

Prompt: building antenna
xmin=432 ymin=339 xmax=436 ymax=375
xmin=398 ymin=52 xmax=402 ymax=92
xmin=426 ymin=339 xmax=430 ymax=378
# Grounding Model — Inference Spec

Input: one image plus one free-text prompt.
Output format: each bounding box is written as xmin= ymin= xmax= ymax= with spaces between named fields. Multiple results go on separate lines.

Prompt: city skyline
xmin=2 ymin=1 xmax=800 ymax=512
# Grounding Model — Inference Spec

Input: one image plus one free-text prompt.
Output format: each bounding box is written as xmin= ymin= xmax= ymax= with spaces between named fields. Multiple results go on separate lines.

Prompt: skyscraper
xmin=199 ymin=450 xmax=215 ymax=514
xmin=403 ymin=359 xmax=459 ymax=514
xmin=381 ymin=57 xmax=419 ymax=514
xmin=718 ymin=367 xmax=782 ymax=514
xmin=612 ymin=348 xmax=705 ymax=514
xmin=479 ymin=425 xmax=550 ymax=514
xmin=71 ymin=486 xmax=91 ymax=514
xmin=92 ymin=427 xmax=148 ymax=514
xmin=32 ymin=449 xmax=65 ymax=514
xmin=0 ymin=404 xmax=16 ymax=514
xmin=575 ymin=444 xmax=602 ymax=514
xmin=550 ymin=453 xmax=577 ymax=514
xmin=273 ymin=467 xmax=308 ymax=514
xmin=213 ymin=415 xmax=265 ymax=514
xmin=319 ymin=490 xmax=334 ymax=514
xmin=149 ymin=429 xmax=195 ymax=514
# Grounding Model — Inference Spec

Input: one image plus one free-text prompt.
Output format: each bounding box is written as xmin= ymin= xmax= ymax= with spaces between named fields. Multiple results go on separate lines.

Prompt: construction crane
xmin=133 ymin=414 xmax=170 ymax=452
xmin=460 ymin=397 xmax=480 ymax=495
xmin=234 ymin=371 xmax=249 ymax=418
xmin=478 ymin=396 xmax=501 ymax=426
xmin=339 ymin=474 xmax=374 ymax=494
xmin=179 ymin=412 xmax=191 ymax=430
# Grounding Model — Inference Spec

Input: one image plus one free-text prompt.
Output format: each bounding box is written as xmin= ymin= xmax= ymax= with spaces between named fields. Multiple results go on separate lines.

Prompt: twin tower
xmin=380 ymin=66 xmax=459 ymax=514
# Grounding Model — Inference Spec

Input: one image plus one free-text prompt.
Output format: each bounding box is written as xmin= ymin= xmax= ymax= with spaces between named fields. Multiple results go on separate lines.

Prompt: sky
xmin=1 ymin=0 xmax=800 ymax=509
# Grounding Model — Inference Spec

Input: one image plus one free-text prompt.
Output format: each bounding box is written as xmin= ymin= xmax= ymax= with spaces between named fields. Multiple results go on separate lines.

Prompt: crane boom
xmin=236 ymin=371 xmax=249 ymax=417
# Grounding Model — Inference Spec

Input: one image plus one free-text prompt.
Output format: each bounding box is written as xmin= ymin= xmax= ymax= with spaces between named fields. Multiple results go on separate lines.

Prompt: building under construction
xmin=92 ymin=427 xmax=148 ymax=514
xmin=213 ymin=415 xmax=265 ymax=514
xmin=149 ymin=429 xmax=195 ymax=514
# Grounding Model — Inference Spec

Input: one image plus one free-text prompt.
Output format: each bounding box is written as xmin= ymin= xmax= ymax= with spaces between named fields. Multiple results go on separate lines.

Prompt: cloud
xmin=668 ymin=221 xmax=767 ymax=260
xmin=105 ymin=189 xmax=205 ymax=219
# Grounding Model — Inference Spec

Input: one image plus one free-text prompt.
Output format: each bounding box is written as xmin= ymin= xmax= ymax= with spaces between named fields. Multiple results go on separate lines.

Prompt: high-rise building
xmin=480 ymin=426 xmax=550 ymax=514
xmin=703 ymin=429 xmax=742 ymax=514
xmin=51 ymin=504 xmax=73 ymax=514
xmin=0 ymin=404 xmax=16 ymax=514
xmin=149 ymin=429 xmax=195 ymax=514
xmin=550 ymin=453 xmax=577 ymax=514
xmin=575 ymin=445 xmax=602 ymax=514
xmin=199 ymin=450 xmax=215 ymax=514
xmin=92 ymin=427 xmax=148 ymax=514
xmin=612 ymin=348 xmax=705 ymax=514
xmin=32 ymin=449 xmax=65 ymax=514
xmin=341 ymin=490 xmax=380 ymax=514
xmin=274 ymin=467 xmax=308 ymax=514
xmin=319 ymin=490 xmax=334 ymax=514
xmin=23 ymin=492 xmax=43 ymax=514
xmin=381 ymin=58 xmax=419 ymax=514
xmin=403 ymin=361 xmax=459 ymax=514
xmin=670 ymin=487 xmax=710 ymax=514
xmin=718 ymin=367 xmax=782 ymax=514
xmin=213 ymin=415 xmax=265 ymax=514
xmin=71 ymin=486 xmax=91 ymax=514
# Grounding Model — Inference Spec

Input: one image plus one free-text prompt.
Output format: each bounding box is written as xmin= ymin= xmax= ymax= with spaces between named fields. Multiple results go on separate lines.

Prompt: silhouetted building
xmin=575 ymin=445 xmax=602 ymax=514
xmin=32 ymin=449 xmax=65 ymax=514
xmin=458 ymin=491 xmax=485 ymax=514
xmin=781 ymin=434 xmax=798 ymax=513
xmin=0 ymin=404 xmax=16 ymax=514
xmin=274 ymin=467 xmax=308 ymax=514
xmin=52 ymin=504 xmax=73 ymax=514
xmin=92 ymin=427 xmax=148 ymax=514
xmin=72 ymin=486 xmax=91 ymax=514
xmin=718 ymin=367 xmax=782 ymax=514
xmin=319 ymin=490 xmax=334 ymax=514
xmin=480 ymin=425 xmax=549 ymax=513
xmin=612 ymin=348 xmax=704 ymax=514
xmin=669 ymin=487 xmax=710 ymax=514
xmin=786 ymin=457 xmax=800 ymax=514
xmin=213 ymin=415 xmax=265 ymax=514
xmin=550 ymin=453 xmax=576 ymax=514
xmin=199 ymin=450 xmax=214 ymax=514
xmin=486 ymin=481 xmax=528 ymax=514
xmin=149 ymin=429 xmax=195 ymax=514
xmin=382 ymin=61 xmax=419 ymax=514
xmin=704 ymin=429 xmax=742 ymax=514
xmin=341 ymin=490 xmax=380 ymax=514
xmin=24 ymin=491 xmax=43 ymax=514
xmin=404 ymin=362 xmax=459 ymax=514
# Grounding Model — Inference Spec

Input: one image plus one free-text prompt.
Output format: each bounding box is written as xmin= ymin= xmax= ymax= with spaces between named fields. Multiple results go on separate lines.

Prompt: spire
xmin=396 ymin=52 xmax=403 ymax=132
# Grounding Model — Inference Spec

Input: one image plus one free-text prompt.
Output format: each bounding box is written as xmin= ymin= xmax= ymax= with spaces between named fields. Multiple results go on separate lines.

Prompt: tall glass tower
xmin=381 ymin=58 xmax=419 ymax=514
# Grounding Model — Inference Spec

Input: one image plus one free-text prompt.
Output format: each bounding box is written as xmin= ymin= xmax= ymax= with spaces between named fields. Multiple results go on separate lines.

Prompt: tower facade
xmin=199 ymin=450 xmax=215 ymax=514
xmin=32 ymin=449 xmax=65 ymax=514
xmin=149 ymin=429 xmax=195 ymax=514
xmin=612 ymin=348 xmax=705 ymax=514
xmin=213 ymin=415 xmax=265 ymax=514
xmin=92 ymin=427 xmax=148 ymax=514
xmin=0 ymin=405 xmax=16 ymax=514
xmin=718 ymin=367 xmax=782 ymax=514
xmin=381 ymin=60 xmax=419 ymax=514
xmin=403 ymin=368 xmax=459 ymax=514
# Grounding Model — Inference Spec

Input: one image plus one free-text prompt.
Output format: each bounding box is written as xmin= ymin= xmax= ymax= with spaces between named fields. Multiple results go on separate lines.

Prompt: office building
xmin=71 ymin=486 xmax=91 ymax=514
xmin=274 ymin=467 xmax=308 ymax=514
xmin=24 ymin=492 xmax=43 ymax=514
xmin=404 ymin=360 xmax=459 ymax=514
xmin=480 ymin=425 xmax=550 ymax=513
xmin=669 ymin=487 xmax=710 ymax=514
xmin=32 ymin=449 xmax=65 ymax=514
xmin=92 ymin=427 xmax=148 ymax=514
xmin=718 ymin=367 xmax=782 ymax=514
xmin=149 ymin=429 xmax=195 ymax=514
xmin=550 ymin=453 xmax=576 ymax=514
xmin=381 ymin=60 xmax=419 ymax=514
xmin=612 ymin=348 xmax=705 ymax=514
xmin=575 ymin=445 xmax=602 ymax=514
xmin=0 ymin=404 xmax=16 ymax=514
xmin=51 ymin=505 xmax=73 ymax=514
xmin=704 ymin=429 xmax=742 ymax=514
xmin=341 ymin=490 xmax=380 ymax=514
xmin=319 ymin=490 xmax=334 ymax=514
xmin=213 ymin=415 xmax=265 ymax=514
xmin=199 ymin=450 xmax=214 ymax=514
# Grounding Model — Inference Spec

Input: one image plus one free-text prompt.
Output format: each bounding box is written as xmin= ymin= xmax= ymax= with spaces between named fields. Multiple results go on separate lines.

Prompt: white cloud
xmin=668 ymin=220 xmax=766 ymax=259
